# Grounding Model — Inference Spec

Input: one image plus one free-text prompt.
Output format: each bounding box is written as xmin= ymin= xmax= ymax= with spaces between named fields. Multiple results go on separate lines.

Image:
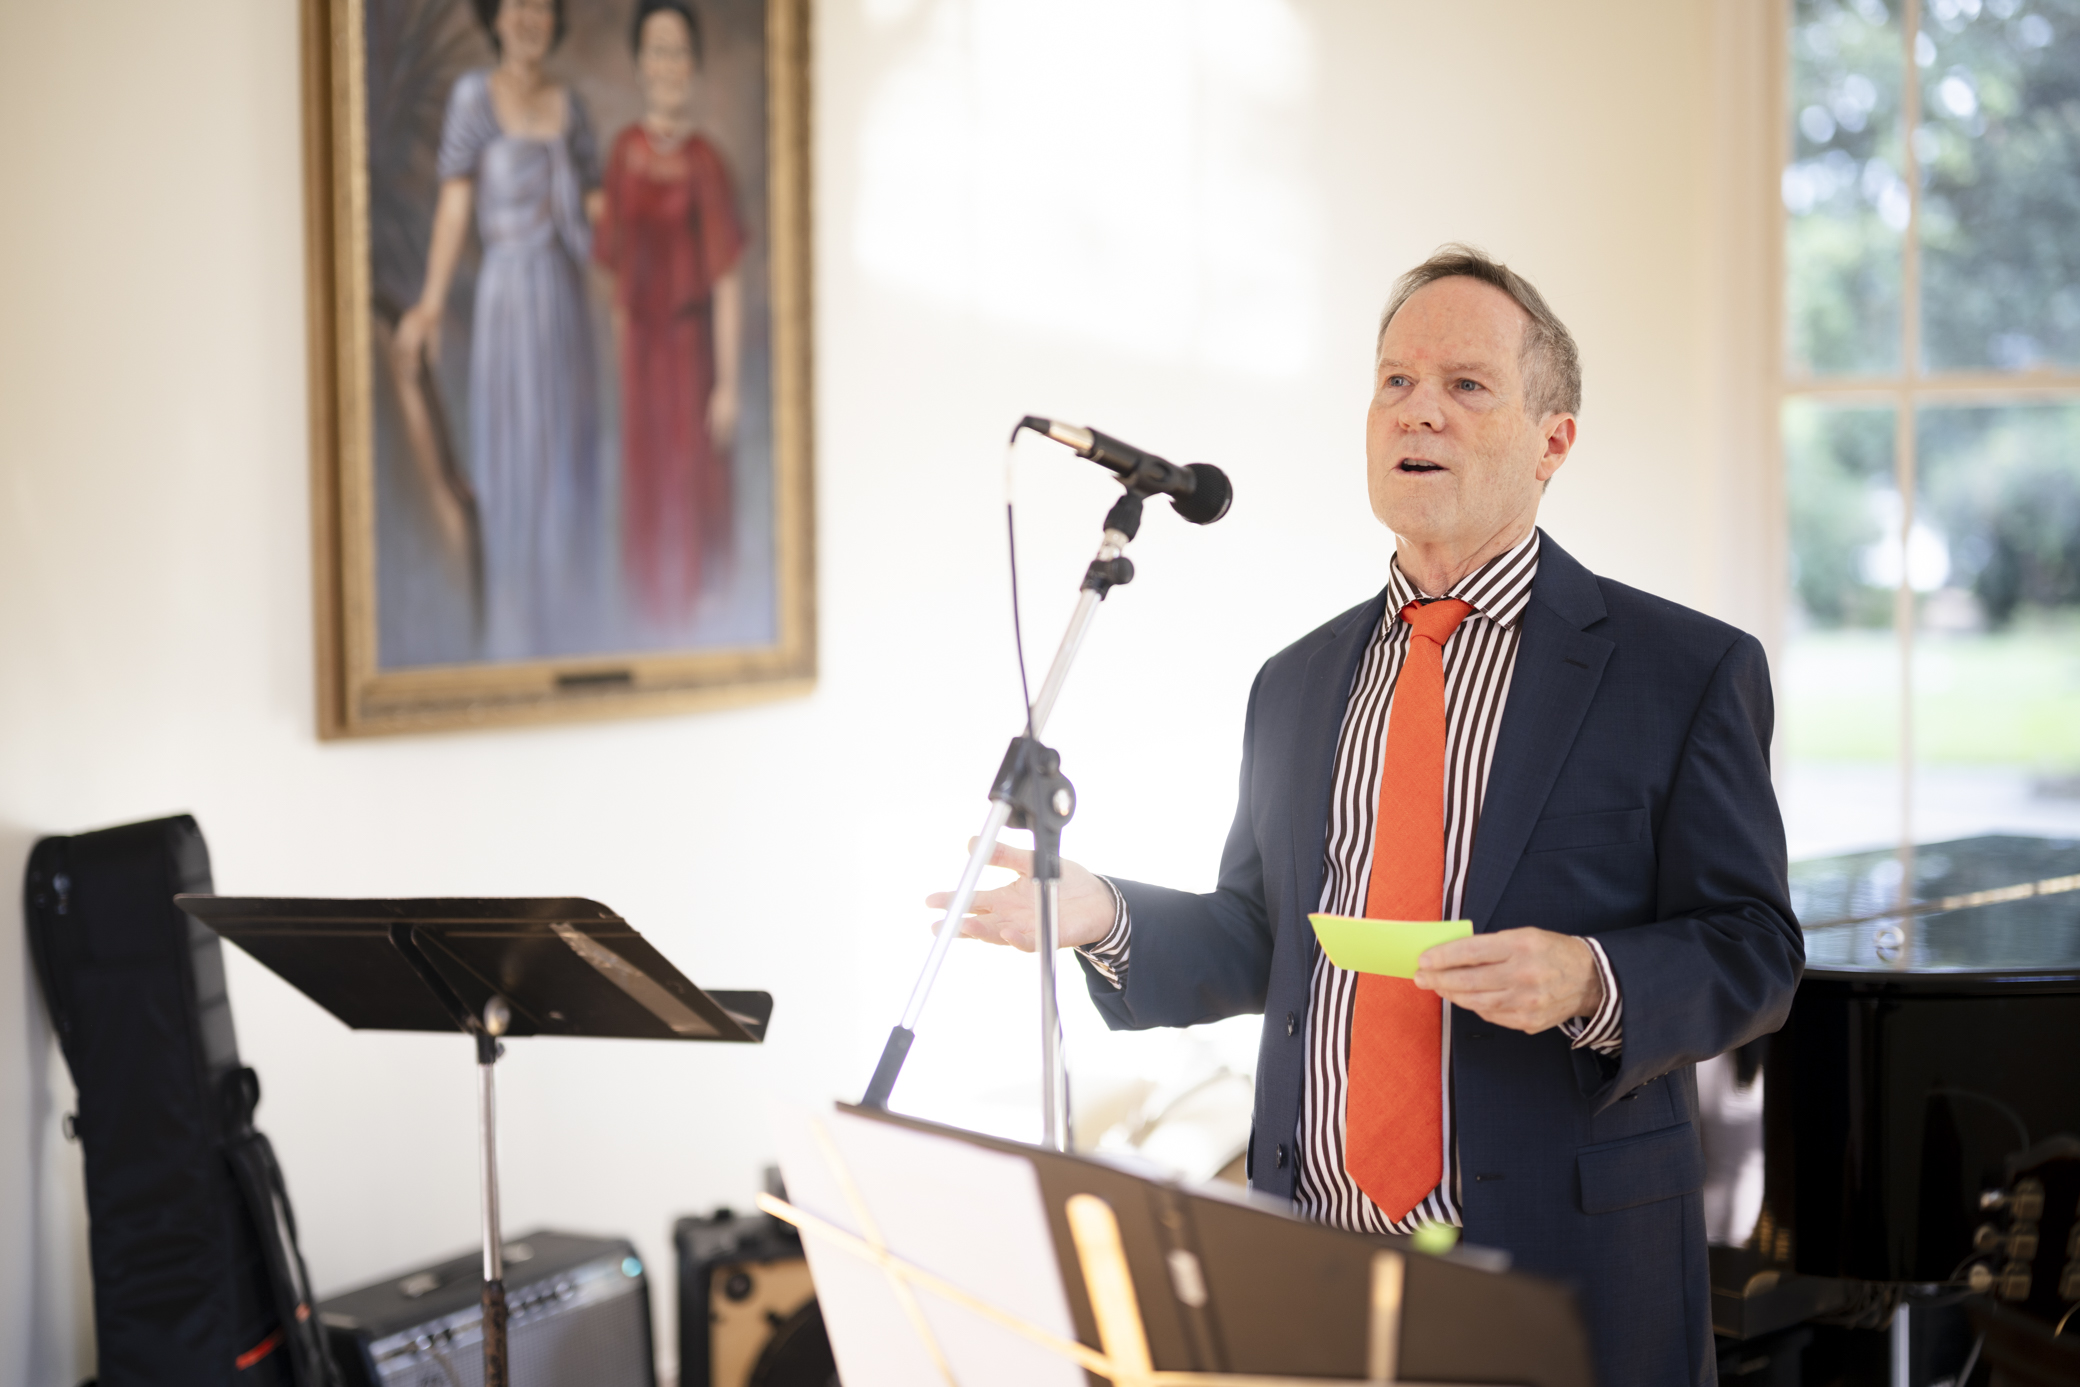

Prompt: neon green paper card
xmin=1308 ymin=914 xmax=1473 ymax=979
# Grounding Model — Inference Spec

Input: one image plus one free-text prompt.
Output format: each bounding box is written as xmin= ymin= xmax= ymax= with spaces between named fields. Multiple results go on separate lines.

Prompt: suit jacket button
xmin=1275 ymin=1144 xmax=1288 ymax=1168
xmin=1285 ymin=1011 xmax=1296 ymax=1036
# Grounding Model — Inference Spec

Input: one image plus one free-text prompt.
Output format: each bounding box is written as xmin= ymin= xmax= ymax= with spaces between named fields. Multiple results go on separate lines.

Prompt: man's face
xmin=1364 ymin=276 xmax=1573 ymax=558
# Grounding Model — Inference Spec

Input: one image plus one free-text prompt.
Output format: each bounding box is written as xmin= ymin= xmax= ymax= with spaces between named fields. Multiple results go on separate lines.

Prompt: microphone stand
xmin=860 ymin=488 xmax=1145 ymax=1152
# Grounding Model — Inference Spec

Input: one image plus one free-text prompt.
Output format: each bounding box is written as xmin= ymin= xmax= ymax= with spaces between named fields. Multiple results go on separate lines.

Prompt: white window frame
xmin=1776 ymin=0 xmax=2080 ymax=867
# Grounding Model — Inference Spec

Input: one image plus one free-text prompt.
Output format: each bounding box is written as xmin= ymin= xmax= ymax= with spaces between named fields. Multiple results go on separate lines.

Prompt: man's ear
xmin=1535 ymin=414 xmax=1576 ymax=484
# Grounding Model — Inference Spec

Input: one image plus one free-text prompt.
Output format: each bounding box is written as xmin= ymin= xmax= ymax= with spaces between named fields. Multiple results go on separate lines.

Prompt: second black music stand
xmin=176 ymin=895 xmax=771 ymax=1387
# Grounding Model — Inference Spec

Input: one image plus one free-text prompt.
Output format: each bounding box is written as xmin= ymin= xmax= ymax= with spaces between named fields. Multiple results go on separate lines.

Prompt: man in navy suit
xmin=937 ymin=245 xmax=1801 ymax=1385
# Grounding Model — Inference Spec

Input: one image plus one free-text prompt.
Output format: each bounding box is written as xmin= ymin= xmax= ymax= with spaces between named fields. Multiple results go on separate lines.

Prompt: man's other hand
xmin=924 ymin=839 xmax=1116 ymax=953
xmin=1412 ymin=928 xmax=1603 ymax=1034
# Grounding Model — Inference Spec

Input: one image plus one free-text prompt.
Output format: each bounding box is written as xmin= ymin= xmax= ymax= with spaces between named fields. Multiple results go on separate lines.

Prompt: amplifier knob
xmin=1973 ymin=1224 xmax=2002 ymax=1252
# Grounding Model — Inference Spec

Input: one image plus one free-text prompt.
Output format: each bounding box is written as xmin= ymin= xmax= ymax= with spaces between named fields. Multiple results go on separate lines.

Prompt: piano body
xmin=1703 ymin=834 xmax=2080 ymax=1381
xmin=1759 ymin=834 xmax=2080 ymax=1287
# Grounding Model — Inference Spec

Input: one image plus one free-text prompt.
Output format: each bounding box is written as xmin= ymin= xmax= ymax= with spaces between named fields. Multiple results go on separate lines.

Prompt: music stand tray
xmin=177 ymin=895 xmax=769 ymax=1387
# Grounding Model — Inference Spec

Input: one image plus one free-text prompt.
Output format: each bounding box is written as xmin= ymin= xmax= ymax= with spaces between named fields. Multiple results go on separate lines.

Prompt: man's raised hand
xmin=924 ymin=840 xmax=1117 ymax=953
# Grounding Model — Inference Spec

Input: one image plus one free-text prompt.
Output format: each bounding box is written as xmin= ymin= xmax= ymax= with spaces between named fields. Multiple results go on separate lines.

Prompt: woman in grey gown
xmin=393 ymin=0 xmax=605 ymax=661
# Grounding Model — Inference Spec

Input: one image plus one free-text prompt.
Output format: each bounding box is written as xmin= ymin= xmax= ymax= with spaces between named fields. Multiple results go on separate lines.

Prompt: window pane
xmin=1787 ymin=0 xmax=1907 ymax=377
xmin=1919 ymin=0 xmax=2080 ymax=372
xmin=1781 ymin=400 xmax=1905 ymax=856
xmin=1910 ymin=403 xmax=2080 ymax=840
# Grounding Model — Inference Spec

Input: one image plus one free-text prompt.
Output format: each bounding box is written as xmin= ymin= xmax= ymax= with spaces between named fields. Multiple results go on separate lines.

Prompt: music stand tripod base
xmin=176 ymin=895 xmax=770 ymax=1387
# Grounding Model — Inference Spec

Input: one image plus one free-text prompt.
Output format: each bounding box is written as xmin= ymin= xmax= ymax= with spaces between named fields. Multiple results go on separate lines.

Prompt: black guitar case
xmin=25 ymin=814 xmax=337 ymax=1387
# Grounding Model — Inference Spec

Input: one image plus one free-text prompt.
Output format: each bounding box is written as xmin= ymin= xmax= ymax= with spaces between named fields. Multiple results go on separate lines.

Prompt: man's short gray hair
xmin=1376 ymin=244 xmax=1582 ymax=419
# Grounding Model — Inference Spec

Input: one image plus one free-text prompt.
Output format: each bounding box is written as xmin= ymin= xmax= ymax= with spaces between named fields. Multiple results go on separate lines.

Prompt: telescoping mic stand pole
xmin=860 ymin=416 xmax=1230 ymax=1151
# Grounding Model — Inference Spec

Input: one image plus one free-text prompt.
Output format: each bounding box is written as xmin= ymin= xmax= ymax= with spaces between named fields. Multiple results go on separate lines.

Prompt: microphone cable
xmin=1005 ymin=442 xmax=1035 ymax=738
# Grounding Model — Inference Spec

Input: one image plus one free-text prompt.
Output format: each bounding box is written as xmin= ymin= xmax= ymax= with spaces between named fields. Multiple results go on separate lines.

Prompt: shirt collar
xmin=1386 ymin=528 xmax=1542 ymax=630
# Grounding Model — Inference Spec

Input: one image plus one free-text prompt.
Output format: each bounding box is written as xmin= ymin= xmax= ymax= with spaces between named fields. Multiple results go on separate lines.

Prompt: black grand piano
xmin=1716 ymin=834 xmax=2080 ymax=1382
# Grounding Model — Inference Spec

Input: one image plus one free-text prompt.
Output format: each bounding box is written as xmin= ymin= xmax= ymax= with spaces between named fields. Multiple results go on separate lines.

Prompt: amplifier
xmin=317 ymin=1230 xmax=656 ymax=1387
xmin=674 ymin=1208 xmax=834 ymax=1387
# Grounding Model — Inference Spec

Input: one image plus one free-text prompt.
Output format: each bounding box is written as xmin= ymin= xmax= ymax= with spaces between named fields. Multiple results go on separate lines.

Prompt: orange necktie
xmin=1344 ymin=597 xmax=1473 ymax=1221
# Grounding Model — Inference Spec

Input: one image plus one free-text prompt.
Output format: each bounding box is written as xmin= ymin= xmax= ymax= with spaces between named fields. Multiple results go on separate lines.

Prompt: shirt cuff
xmin=1558 ymin=936 xmax=1622 ymax=1057
xmin=1075 ymin=878 xmax=1131 ymax=989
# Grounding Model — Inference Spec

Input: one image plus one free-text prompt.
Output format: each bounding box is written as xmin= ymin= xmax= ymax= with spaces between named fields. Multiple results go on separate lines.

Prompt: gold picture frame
xmin=304 ymin=0 xmax=814 ymax=738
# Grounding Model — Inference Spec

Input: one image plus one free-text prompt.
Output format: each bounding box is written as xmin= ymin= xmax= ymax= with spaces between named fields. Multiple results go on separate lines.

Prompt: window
xmin=1780 ymin=0 xmax=2080 ymax=867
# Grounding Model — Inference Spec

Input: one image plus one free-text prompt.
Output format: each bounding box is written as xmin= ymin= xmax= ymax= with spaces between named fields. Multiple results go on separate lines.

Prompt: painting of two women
xmin=366 ymin=0 xmax=777 ymax=671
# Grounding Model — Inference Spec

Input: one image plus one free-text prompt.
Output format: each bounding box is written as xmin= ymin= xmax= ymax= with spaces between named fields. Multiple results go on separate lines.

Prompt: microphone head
xmin=1171 ymin=463 xmax=1233 ymax=525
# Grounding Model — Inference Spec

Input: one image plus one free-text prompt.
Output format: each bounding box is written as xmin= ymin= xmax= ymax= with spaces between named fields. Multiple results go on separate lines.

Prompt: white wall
xmin=0 ymin=1 xmax=1768 ymax=1380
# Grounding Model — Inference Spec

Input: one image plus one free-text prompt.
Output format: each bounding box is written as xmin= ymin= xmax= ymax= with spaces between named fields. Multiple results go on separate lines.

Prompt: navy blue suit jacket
xmin=1080 ymin=532 xmax=1801 ymax=1386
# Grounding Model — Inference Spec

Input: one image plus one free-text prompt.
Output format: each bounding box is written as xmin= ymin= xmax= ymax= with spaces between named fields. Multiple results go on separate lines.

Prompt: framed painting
xmin=304 ymin=0 xmax=813 ymax=737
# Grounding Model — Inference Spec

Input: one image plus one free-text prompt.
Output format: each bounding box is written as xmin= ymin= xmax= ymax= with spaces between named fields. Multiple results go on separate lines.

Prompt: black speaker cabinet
xmin=674 ymin=1209 xmax=835 ymax=1387
xmin=317 ymin=1230 xmax=656 ymax=1387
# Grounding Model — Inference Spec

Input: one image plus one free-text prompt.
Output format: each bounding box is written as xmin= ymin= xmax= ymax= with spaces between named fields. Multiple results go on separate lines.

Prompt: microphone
xmin=1014 ymin=417 xmax=1233 ymax=525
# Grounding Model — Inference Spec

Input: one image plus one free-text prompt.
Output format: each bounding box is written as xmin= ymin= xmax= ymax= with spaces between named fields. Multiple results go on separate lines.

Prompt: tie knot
xmin=1400 ymin=597 xmax=1474 ymax=646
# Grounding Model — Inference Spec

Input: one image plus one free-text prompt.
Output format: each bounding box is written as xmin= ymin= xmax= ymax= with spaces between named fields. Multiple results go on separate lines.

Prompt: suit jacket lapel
xmin=1286 ymin=587 xmax=1391 ymax=928
xmin=1461 ymin=534 xmax=1614 ymax=930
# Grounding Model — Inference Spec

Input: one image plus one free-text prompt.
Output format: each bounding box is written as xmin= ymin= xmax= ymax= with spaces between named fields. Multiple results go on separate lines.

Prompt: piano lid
xmin=1791 ymin=834 xmax=2080 ymax=978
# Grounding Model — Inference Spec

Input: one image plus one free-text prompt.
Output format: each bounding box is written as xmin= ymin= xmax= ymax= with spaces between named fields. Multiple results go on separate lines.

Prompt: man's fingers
xmin=1417 ymin=960 xmax=1549 ymax=1001
xmin=1414 ymin=962 xmax=1518 ymax=994
xmin=958 ymin=913 xmax=1036 ymax=952
xmin=972 ymin=881 xmax=1036 ymax=915
xmin=1420 ymin=980 xmax=1519 ymax=1006
xmin=926 ymin=840 xmax=1039 ymax=910
xmin=967 ymin=838 xmax=1035 ymax=875
xmin=928 ymin=876 xmax=1035 ymax=938
xmin=1417 ymin=932 xmax=1520 ymax=971
xmin=1430 ymin=982 xmax=1559 ymax=1029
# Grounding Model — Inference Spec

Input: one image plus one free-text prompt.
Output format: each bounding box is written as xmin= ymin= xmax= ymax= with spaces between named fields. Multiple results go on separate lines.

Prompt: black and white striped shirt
xmin=1084 ymin=529 xmax=1623 ymax=1234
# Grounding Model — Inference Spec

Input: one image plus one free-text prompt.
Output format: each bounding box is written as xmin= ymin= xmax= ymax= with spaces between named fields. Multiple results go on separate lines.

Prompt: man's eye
xmin=1386 ymin=375 xmax=1411 ymax=388
xmin=1455 ymin=379 xmax=1482 ymax=392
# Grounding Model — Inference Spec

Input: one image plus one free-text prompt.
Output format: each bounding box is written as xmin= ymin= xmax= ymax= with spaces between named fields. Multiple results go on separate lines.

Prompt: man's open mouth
xmin=1397 ymin=459 xmax=1445 ymax=473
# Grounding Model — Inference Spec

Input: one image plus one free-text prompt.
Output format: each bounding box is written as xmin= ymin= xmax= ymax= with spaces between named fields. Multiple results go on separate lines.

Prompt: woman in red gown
xmin=595 ymin=0 xmax=744 ymax=626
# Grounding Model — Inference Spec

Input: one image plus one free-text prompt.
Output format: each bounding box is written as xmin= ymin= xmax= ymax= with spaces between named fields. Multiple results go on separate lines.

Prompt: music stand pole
xmin=476 ymin=997 xmax=511 ymax=1387
xmin=861 ymin=491 xmax=1144 ymax=1145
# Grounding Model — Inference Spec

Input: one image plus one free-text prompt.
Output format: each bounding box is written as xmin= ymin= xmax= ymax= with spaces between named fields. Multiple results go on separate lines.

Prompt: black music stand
xmin=175 ymin=896 xmax=771 ymax=1387
xmin=766 ymin=1101 xmax=1594 ymax=1387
